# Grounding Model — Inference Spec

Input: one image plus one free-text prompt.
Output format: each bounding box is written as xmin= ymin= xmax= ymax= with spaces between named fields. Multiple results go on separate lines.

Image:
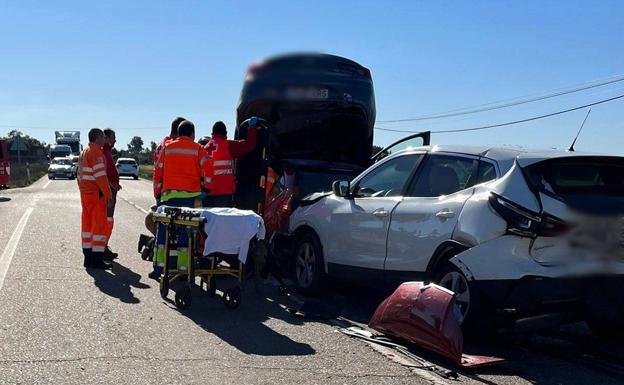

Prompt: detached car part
xmin=369 ymin=281 xmax=504 ymax=367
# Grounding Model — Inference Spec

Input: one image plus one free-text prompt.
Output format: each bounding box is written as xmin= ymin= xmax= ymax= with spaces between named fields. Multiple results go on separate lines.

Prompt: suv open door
xmin=371 ymin=131 xmax=431 ymax=164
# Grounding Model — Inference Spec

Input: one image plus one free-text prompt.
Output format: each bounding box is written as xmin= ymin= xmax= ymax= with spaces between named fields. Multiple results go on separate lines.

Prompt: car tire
xmin=293 ymin=232 xmax=325 ymax=295
xmin=133 ymin=175 xmax=138 ymax=180
xmin=587 ymin=317 xmax=624 ymax=339
xmin=48 ymin=175 xmax=52 ymax=180
xmin=434 ymin=261 xmax=480 ymax=328
xmin=586 ymin=285 xmax=624 ymax=339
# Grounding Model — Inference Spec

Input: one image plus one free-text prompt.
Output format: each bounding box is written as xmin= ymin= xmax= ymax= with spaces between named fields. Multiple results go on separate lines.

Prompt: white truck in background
xmin=54 ymin=131 xmax=81 ymax=155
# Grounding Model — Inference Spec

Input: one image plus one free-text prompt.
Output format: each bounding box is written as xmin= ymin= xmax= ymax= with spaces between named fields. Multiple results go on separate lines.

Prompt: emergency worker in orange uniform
xmin=153 ymin=116 xmax=185 ymax=165
xmin=203 ymin=118 xmax=258 ymax=207
xmin=78 ymin=128 xmax=112 ymax=269
xmin=149 ymin=120 xmax=211 ymax=279
xmin=139 ymin=117 xmax=187 ymax=257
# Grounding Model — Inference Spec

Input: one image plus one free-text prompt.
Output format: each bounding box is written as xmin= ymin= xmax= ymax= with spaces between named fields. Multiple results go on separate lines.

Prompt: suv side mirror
xmin=332 ymin=180 xmax=351 ymax=198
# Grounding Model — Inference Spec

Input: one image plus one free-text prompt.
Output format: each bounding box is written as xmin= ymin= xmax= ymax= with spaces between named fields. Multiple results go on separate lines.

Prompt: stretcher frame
xmin=153 ymin=210 xmax=244 ymax=309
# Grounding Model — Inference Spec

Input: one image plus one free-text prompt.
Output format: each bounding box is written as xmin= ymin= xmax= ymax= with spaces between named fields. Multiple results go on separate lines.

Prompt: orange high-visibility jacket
xmin=205 ymin=135 xmax=235 ymax=195
xmin=77 ymin=143 xmax=112 ymax=200
xmin=153 ymin=136 xmax=211 ymax=197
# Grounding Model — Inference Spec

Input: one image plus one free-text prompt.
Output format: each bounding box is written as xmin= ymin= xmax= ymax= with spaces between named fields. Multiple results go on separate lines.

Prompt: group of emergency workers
xmin=78 ymin=116 xmax=260 ymax=275
xmin=148 ymin=117 xmax=258 ymax=279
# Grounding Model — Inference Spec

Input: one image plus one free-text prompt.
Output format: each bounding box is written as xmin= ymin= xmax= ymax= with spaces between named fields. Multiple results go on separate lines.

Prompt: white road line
xmin=42 ymin=180 xmax=51 ymax=189
xmin=118 ymin=194 xmax=149 ymax=214
xmin=0 ymin=207 xmax=34 ymax=291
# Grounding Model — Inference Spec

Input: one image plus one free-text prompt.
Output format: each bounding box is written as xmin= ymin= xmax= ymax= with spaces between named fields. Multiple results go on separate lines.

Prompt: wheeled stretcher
xmin=153 ymin=206 xmax=264 ymax=310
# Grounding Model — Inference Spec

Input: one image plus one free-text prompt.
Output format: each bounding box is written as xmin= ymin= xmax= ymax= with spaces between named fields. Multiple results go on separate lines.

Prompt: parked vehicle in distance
xmin=48 ymin=157 xmax=75 ymax=179
xmin=116 ymin=157 xmax=139 ymax=179
xmin=0 ymin=139 xmax=9 ymax=187
xmin=288 ymin=139 xmax=624 ymax=334
xmin=49 ymin=144 xmax=72 ymax=160
xmin=54 ymin=131 xmax=81 ymax=154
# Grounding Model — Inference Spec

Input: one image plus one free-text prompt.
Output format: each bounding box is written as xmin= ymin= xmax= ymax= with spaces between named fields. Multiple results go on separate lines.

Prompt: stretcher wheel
xmin=175 ymin=287 xmax=192 ymax=309
xmin=223 ymin=287 xmax=241 ymax=309
xmin=208 ymin=277 xmax=217 ymax=297
xmin=159 ymin=278 xmax=169 ymax=299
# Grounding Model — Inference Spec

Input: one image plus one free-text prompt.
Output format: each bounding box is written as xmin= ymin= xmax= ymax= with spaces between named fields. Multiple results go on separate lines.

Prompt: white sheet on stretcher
xmin=199 ymin=207 xmax=265 ymax=263
xmin=156 ymin=206 xmax=265 ymax=264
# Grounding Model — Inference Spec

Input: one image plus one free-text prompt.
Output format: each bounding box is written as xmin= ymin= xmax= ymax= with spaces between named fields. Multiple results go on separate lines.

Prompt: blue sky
xmin=1 ymin=1 xmax=623 ymax=154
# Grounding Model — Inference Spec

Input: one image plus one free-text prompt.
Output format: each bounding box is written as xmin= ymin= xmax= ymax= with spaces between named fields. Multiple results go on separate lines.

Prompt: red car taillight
xmin=360 ymin=67 xmax=372 ymax=80
xmin=245 ymin=62 xmax=265 ymax=81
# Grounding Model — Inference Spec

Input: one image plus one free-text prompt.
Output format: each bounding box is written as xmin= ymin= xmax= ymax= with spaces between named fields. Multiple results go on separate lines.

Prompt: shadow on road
xmin=87 ymin=261 xmax=150 ymax=304
xmin=164 ymin=279 xmax=316 ymax=356
xmin=0 ymin=196 xmax=11 ymax=202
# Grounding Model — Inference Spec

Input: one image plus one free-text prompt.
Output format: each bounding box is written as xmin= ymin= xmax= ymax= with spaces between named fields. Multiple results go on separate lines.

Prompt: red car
xmin=263 ymin=159 xmax=363 ymax=239
xmin=0 ymin=140 xmax=10 ymax=188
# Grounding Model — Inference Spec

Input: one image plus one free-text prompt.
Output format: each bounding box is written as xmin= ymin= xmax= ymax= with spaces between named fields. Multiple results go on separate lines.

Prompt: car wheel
xmin=587 ymin=317 xmax=624 ymax=338
xmin=586 ymin=285 xmax=624 ymax=338
xmin=133 ymin=175 xmax=138 ymax=180
xmin=294 ymin=232 xmax=325 ymax=295
xmin=434 ymin=262 xmax=479 ymax=327
xmin=48 ymin=175 xmax=52 ymax=180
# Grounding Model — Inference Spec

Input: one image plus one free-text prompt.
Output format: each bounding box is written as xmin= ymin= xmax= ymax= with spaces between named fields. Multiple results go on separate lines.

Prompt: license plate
xmin=286 ymin=87 xmax=329 ymax=100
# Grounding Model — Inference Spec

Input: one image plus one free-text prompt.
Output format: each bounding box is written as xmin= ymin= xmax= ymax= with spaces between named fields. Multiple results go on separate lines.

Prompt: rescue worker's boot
xmin=83 ymin=249 xmax=93 ymax=268
xmin=91 ymin=252 xmax=113 ymax=270
xmin=104 ymin=246 xmax=118 ymax=261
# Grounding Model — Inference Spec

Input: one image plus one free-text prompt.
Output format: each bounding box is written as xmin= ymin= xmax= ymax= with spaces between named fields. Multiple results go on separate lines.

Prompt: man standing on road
xmin=203 ymin=118 xmax=258 ymax=207
xmin=102 ymin=128 xmax=120 ymax=260
xmin=149 ymin=120 xmax=211 ymax=279
xmin=77 ymin=128 xmax=112 ymax=270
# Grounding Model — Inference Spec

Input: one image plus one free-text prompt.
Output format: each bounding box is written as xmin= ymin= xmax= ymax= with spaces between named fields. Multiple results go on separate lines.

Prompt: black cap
xmin=212 ymin=121 xmax=227 ymax=136
xmin=177 ymin=120 xmax=195 ymax=137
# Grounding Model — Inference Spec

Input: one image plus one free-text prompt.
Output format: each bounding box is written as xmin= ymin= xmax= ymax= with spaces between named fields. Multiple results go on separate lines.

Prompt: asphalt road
xmin=1 ymin=177 xmax=623 ymax=385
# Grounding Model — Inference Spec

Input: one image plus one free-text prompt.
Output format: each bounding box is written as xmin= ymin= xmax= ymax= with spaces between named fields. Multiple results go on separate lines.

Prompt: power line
xmin=375 ymin=93 xmax=624 ymax=134
xmin=0 ymin=124 xmax=168 ymax=130
xmin=377 ymin=74 xmax=624 ymax=123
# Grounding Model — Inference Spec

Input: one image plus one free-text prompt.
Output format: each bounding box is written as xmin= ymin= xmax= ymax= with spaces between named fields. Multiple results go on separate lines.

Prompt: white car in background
xmin=288 ymin=136 xmax=624 ymax=332
xmin=47 ymin=157 xmax=75 ymax=180
xmin=68 ymin=154 xmax=79 ymax=178
xmin=116 ymin=157 xmax=139 ymax=180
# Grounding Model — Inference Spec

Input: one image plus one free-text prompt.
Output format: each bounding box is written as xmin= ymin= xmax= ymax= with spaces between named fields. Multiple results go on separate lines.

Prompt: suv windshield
xmin=525 ymin=157 xmax=624 ymax=214
xmin=526 ymin=157 xmax=624 ymax=196
xmin=118 ymin=160 xmax=137 ymax=165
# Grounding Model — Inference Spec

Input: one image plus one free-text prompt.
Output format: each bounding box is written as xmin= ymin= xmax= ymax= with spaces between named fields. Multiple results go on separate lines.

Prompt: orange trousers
xmin=80 ymin=191 xmax=108 ymax=253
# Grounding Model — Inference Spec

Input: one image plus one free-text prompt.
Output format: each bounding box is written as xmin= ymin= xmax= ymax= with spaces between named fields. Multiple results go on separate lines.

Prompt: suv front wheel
xmin=294 ymin=232 xmax=325 ymax=295
xmin=434 ymin=261 xmax=479 ymax=327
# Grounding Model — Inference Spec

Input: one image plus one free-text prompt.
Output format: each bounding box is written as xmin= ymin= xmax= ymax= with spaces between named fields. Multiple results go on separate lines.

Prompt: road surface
xmin=1 ymin=177 xmax=623 ymax=385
